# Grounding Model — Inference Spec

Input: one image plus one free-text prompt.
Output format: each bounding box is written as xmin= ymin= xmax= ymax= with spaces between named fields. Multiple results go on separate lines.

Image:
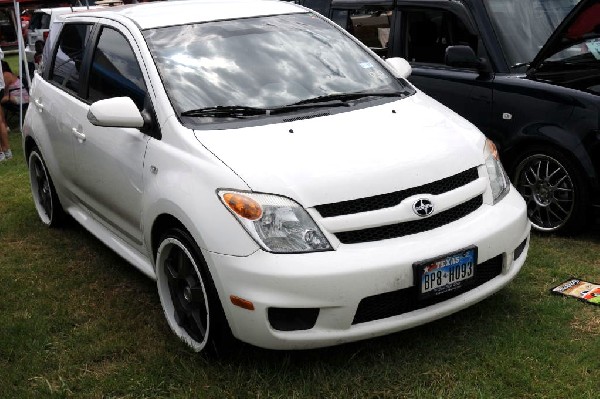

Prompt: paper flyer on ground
xmin=551 ymin=278 xmax=600 ymax=305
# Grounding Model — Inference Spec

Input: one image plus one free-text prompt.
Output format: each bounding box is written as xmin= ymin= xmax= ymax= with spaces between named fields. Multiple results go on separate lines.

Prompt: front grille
xmin=352 ymin=254 xmax=504 ymax=325
xmin=336 ymin=195 xmax=483 ymax=244
xmin=315 ymin=167 xmax=478 ymax=218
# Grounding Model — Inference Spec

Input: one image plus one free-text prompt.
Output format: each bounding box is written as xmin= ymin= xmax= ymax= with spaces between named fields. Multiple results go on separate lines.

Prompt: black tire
xmin=28 ymin=147 xmax=65 ymax=227
xmin=155 ymin=227 xmax=236 ymax=356
xmin=511 ymin=146 xmax=589 ymax=234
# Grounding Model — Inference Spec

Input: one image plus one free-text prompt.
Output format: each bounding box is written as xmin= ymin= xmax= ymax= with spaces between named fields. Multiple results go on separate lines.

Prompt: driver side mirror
xmin=445 ymin=45 xmax=492 ymax=75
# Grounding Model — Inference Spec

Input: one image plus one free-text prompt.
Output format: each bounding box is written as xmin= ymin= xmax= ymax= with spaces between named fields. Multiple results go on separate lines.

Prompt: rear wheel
xmin=28 ymin=147 xmax=64 ymax=227
xmin=155 ymin=228 xmax=235 ymax=355
xmin=512 ymin=147 xmax=588 ymax=234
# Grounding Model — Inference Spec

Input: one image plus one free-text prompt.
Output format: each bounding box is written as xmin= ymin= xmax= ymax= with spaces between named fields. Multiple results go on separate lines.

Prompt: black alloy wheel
xmin=28 ymin=148 xmax=64 ymax=227
xmin=156 ymin=228 xmax=235 ymax=355
xmin=164 ymin=241 xmax=209 ymax=343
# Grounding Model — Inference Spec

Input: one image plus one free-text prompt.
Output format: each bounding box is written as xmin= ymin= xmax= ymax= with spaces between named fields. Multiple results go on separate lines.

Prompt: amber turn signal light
xmin=223 ymin=193 xmax=263 ymax=220
xmin=230 ymin=295 xmax=255 ymax=311
xmin=486 ymin=139 xmax=500 ymax=160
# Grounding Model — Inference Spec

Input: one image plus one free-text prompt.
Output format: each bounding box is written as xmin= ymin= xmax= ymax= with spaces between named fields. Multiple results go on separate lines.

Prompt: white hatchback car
xmin=23 ymin=0 xmax=530 ymax=354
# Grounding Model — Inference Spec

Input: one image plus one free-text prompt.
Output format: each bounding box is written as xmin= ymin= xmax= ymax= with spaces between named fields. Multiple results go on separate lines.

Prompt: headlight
xmin=218 ymin=190 xmax=332 ymax=253
xmin=484 ymin=139 xmax=510 ymax=204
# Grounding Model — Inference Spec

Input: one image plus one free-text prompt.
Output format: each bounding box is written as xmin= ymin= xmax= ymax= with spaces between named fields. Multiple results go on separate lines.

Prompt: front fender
xmin=141 ymin=134 xmax=259 ymax=264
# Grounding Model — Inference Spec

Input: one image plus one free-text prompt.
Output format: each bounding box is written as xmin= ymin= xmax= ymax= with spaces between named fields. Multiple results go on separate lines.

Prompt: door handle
xmin=34 ymin=98 xmax=44 ymax=111
xmin=72 ymin=127 xmax=86 ymax=143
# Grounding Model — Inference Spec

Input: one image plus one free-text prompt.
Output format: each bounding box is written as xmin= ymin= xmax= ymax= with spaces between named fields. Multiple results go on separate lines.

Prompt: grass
xmin=1 ymin=127 xmax=599 ymax=398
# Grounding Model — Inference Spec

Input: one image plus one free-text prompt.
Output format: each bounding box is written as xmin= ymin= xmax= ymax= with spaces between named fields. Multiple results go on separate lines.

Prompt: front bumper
xmin=204 ymin=188 xmax=530 ymax=350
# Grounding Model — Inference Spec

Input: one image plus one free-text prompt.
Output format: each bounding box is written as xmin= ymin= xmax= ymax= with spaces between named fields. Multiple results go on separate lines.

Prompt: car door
xmin=70 ymin=21 xmax=152 ymax=249
xmin=393 ymin=4 xmax=494 ymax=133
xmin=29 ymin=22 xmax=94 ymax=203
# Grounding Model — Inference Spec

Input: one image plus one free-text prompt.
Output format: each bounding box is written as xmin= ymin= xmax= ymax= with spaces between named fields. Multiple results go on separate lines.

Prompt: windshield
xmin=143 ymin=13 xmax=410 ymax=124
xmin=483 ymin=0 xmax=580 ymax=68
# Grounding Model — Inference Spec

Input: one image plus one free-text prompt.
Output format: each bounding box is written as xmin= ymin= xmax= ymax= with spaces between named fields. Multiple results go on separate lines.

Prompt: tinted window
xmin=87 ymin=27 xmax=147 ymax=110
xmin=0 ymin=9 xmax=16 ymax=44
xmin=348 ymin=9 xmax=392 ymax=56
xmin=50 ymin=23 xmax=92 ymax=94
xmin=30 ymin=12 xmax=51 ymax=30
xmin=405 ymin=9 xmax=479 ymax=64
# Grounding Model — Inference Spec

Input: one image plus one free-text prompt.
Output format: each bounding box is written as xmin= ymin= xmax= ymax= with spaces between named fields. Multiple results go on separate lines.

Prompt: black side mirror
xmin=445 ymin=45 xmax=491 ymax=75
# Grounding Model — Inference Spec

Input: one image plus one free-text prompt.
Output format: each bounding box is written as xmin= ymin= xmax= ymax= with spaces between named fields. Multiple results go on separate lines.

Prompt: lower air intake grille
xmin=336 ymin=195 xmax=483 ymax=244
xmin=352 ymin=254 xmax=504 ymax=325
xmin=514 ymin=237 xmax=528 ymax=260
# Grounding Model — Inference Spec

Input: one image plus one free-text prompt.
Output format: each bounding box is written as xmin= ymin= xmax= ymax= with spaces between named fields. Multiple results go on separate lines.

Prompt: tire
xmin=511 ymin=147 xmax=589 ymax=234
xmin=155 ymin=228 xmax=236 ymax=356
xmin=28 ymin=147 xmax=65 ymax=227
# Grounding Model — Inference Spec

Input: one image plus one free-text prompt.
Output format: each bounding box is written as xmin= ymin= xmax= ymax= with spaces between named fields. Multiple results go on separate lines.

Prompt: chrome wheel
xmin=514 ymin=153 xmax=574 ymax=232
xmin=156 ymin=234 xmax=210 ymax=351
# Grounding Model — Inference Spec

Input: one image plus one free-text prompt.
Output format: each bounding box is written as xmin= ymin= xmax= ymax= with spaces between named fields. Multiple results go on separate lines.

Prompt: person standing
xmin=0 ymin=46 xmax=12 ymax=162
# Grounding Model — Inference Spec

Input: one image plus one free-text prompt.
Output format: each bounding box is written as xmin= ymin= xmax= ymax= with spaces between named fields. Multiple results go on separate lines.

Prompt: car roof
xmin=34 ymin=6 xmax=104 ymax=15
xmin=62 ymin=0 xmax=305 ymax=30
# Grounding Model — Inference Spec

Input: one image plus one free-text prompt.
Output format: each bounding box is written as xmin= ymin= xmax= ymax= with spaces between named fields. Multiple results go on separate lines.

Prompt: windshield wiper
xmin=511 ymin=62 xmax=530 ymax=69
xmin=180 ymin=91 xmax=409 ymax=118
xmin=181 ymin=105 xmax=269 ymax=118
xmin=291 ymin=91 xmax=408 ymax=106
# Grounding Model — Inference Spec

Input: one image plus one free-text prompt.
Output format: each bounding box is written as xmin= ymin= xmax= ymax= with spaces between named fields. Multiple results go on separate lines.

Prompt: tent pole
xmin=13 ymin=0 xmax=30 ymax=132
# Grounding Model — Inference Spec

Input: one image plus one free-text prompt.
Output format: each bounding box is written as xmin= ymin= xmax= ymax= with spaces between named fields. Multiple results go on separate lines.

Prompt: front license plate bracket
xmin=413 ymin=246 xmax=478 ymax=300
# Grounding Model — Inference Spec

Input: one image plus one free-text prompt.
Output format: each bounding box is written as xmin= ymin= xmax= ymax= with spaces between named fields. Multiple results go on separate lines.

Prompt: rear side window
xmin=86 ymin=27 xmax=147 ymax=110
xmin=30 ymin=12 xmax=51 ymax=30
xmin=50 ymin=23 xmax=92 ymax=94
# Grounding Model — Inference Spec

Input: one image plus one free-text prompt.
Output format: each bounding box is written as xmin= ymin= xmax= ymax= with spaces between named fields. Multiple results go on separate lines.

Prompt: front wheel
xmin=155 ymin=228 xmax=236 ymax=355
xmin=512 ymin=148 xmax=588 ymax=234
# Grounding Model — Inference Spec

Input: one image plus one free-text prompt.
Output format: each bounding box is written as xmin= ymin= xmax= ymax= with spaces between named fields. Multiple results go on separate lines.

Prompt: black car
xmin=299 ymin=0 xmax=600 ymax=234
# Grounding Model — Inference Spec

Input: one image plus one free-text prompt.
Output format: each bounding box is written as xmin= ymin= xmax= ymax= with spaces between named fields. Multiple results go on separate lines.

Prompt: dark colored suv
xmin=300 ymin=0 xmax=600 ymax=234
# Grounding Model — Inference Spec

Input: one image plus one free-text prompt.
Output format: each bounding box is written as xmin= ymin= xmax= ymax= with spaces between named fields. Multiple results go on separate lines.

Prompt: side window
xmin=404 ymin=9 xmax=479 ymax=65
xmin=347 ymin=8 xmax=392 ymax=56
xmin=87 ymin=27 xmax=147 ymax=111
xmin=0 ymin=9 xmax=16 ymax=44
xmin=50 ymin=24 xmax=92 ymax=94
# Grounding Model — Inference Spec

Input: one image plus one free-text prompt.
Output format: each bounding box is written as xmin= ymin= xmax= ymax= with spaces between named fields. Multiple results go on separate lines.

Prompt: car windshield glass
xmin=143 ymin=13 xmax=410 ymax=121
xmin=483 ymin=0 xmax=580 ymax=68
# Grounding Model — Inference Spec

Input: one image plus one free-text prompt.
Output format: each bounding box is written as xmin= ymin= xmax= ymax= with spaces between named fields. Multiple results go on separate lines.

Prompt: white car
xmin=23 ymin=0 xmax=530 ymax=354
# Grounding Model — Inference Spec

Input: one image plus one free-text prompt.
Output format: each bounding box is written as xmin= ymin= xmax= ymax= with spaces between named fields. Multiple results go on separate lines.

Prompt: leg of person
xmin=0 ymin=103 xmax=11 ymax=160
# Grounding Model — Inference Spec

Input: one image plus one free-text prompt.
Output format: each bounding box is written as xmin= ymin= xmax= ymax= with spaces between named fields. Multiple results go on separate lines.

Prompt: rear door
xmin=28 ymin=22 xmax=94 ymax=202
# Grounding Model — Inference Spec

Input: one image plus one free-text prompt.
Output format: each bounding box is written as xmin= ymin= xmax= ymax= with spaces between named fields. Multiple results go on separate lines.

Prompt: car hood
xmin=194 ymin=93 xmax=486 ymax=208
xmin=529 ymin=0 xmax=600 ymax=71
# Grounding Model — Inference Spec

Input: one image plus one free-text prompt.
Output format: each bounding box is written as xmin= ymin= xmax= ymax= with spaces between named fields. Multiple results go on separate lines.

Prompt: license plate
xmin=413 ymin=247 xmax=477 ymax=299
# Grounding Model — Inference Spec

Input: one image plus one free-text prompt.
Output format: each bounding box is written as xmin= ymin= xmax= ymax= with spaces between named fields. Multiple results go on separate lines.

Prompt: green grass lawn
xmin=1 ymin=128 xmax=599 ymax=398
